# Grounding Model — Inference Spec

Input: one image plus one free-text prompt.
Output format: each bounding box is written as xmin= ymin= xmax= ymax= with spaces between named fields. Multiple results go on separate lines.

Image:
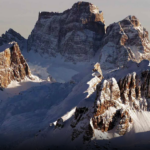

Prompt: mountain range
xmin=0 ymin=1 xmax=150 ymax=150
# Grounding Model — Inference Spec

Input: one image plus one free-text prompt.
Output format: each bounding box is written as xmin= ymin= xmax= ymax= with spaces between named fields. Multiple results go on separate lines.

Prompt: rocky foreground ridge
xmin=0 ymin=42 xmax=32 ymax=88
xmin=54 ymin=60 xmax=150 ymax=142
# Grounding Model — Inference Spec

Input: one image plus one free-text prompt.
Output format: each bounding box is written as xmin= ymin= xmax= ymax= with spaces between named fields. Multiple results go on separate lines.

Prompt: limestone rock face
xmin=92 ymin=78 xmax=133 ymax=135
xmin=92 ymin=66 xmax=150 ymax=135
xmin=99 ymin=15 xmax=150 ymax=69
xmin=0 ymin=42 xmax=32 ymax=88
xmin=0 ymin=29 xmax=26 ymax=50
xmin=70 ymin=60 xmax=150 ymax=140
xmin=28 ymin=2 xmax=105 ymax=62
xmin=118 ymin=71 xmax=150 ymax=111
xmin=70 ymin=63 xmax=103 ymax=141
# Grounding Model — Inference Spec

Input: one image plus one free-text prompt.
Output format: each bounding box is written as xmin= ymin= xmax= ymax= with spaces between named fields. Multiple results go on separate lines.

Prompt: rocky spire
xmin=0 ymin=42 xmax=32 ymax=88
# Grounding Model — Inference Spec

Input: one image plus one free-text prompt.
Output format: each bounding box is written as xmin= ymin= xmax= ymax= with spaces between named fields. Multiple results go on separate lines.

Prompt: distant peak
xmin=5 ymin=28 xmax=26 ymax=40
xmin=7 ymin=28 xmax=19 ymax=34
xmin=7 ymin=28 xmax=14 ymax=32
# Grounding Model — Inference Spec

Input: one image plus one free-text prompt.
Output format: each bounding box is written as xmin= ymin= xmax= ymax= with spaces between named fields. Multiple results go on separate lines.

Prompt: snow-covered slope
xmin=0 ymin=65 xmax=92 ymax=150
xmin=22 ymin=50 xmax=93 ymax=83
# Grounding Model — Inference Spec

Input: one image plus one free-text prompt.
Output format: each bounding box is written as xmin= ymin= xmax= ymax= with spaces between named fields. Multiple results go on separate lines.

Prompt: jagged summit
xmin=0 ymin=28 xmax=26 ymax=50
xmin=98 ymin=15 xmax=150 ymax=70
xmin=0 ymin=42 xmax=32 ymax=88
xmin=71 ymin=1 xmax=104 ymax=22
xmin=28 ymin=1 xmax=105 ymax=62
xmin=121 ymin=15 xmax=141 ymax=27
xmin=6 ymin=28 xmax=26 ymax=40
xmin=38 ymin=2 xmax=104 ymax=23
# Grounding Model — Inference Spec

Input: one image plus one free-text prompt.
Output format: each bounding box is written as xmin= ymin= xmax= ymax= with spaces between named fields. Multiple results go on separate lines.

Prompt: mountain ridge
xmin=0 ymin=1 xmax=150 ymax=150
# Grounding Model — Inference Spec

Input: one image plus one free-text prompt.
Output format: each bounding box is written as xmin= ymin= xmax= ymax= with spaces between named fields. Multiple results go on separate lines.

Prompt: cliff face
xmin=93 ymin=78 xmax=133 ymax=135
xmin=92 ymin=60 xmax=150 ymax=135
xmin=0 ymin=42 xmax=32 ymax=88
xmin=99 ymin=16 xmax=150 ymax=69
xmin=0 ymin=29 xmax=27 ymax=50
xmin=69 ymin=60 xmax=150 ymax=143
xmin=28 ymin=2 xmax=105 ymax=62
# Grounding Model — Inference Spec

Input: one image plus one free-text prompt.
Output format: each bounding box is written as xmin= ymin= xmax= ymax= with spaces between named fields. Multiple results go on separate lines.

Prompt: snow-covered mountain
xmin=27 ymin=2 xmax=105 ymax=62
xmin=99 ymin=15 xmax=150 ymax=69
xmin=0 ymin=29 xmax=27 ymax=50
xmin=0 ymin=1 xmax=150 ymax=150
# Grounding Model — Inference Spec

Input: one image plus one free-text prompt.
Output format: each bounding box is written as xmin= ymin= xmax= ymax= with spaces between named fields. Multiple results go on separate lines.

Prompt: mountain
xmin=0 ymin=1 xmax=150 ymax=150
xmin=0 ymin=42 xmax=32 ymax=88
xmin=0 ymin=28 xmax=27 ymax=50
xmin=27 ymin=2 xmax=105 ymax=62
xmin=92 ymin=60 xmax=150 ymax=135
xmin=98 ymin=15 xmax=150 ymax=69
xmin=0 ymin=60 xmax=150 ymax=150
xmin=63 ymin=60 xmax=150 ymax=149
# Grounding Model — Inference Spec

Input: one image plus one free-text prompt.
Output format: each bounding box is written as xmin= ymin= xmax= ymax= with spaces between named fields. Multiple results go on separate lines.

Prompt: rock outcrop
xmin=99 ymin=15 xmax=150 ymax=69
xmin=0 ymin=29 xmax=26 ymax=50
xmin=93 ymin=78 xmax=133 ymax=135
xmin=70 ymin=107 xmax=94 ymax=141
xmin=92 ymin=61 xmax=150 ymax=135
xmin=28 ymin=2 xmax=105 ymax=62
xmin=70 ymin=60 xmax=150 ymax=140
xmin=0 ymin=42 xmax=32 ymax=88
xmin=118 ymin=71 xmax=150 ymax=111
xmin=70 ymin=63 xmax=103 ymax=141
xmin=55 ymin=118 xmax=64 ymax=128
xmin=87 ymin=63 xmax=103 ymax=97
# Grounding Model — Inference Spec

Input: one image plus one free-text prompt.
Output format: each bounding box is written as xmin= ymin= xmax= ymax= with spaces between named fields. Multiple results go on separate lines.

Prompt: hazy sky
xmin=0 ymin=0 xmax=150 ymax=38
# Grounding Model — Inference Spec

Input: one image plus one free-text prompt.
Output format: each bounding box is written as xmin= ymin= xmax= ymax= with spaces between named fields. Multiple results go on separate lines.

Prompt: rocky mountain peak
xmin=6 ymin=28 xmax=26 ymax=40
xmin=0 ymin=28 xmax=26 ymax=50
xmin=120 ymin=15 xmax=140 ymax=27
xmin=92 ymin=60 xmax=150 ymax=136
xmin=0 ymin=42 xmax=32 ymax=88
xmin=99 ymin=15 xmax=150 ymax=70
xmin=71 ymin=1 xmax=104 ymax=23
xmin=28 ymin=2 xmax=105 ymax=62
